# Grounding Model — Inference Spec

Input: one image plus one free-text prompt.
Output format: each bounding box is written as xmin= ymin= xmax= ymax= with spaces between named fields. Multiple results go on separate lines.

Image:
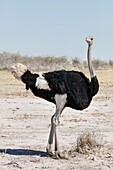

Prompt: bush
xmin=0 ymin=51 xmax=112 ymax=71
xmin=92 ymin=59 xmax=108 ymax=70
xmin=109 ymin=60 xmax=113 ymax=67
xmin=68 ymin=131 xmax=102 ymax=158
xmin=76 ymin=132 xmax=102 ymax=154
xmin=0 ymin=52 xmax=71 ymax=71
xmin=72 ymin=57 xmax=81 ymax=69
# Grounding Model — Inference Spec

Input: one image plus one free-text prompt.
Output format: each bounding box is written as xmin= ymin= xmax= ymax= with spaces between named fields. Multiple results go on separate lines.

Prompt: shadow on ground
xmin=0 ymin=149 xmax=49 ymax=157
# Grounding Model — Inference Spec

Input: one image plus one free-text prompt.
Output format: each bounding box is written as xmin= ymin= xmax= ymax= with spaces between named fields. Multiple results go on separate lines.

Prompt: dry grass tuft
xmin=68 ymin=132 xmax=102 ymax=157
xmin=76 ymin=132 xmax=101 ymax=154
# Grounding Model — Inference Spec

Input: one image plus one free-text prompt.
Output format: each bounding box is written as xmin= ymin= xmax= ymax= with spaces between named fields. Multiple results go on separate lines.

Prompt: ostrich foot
xmin=46 ymin=146 xmax=60 ymax=159
xmin=47 ymin=150 xmax=62 ymax=159
xmin=54 ymin=151 xmax=64 ymax=159
xmin=55 ymin=151 xmax=69 ymax=159
xmin=46 ymin=143 xmax=68 ymax=159
xmin=46 ymin=145 xmax=54 ymax=157
xmin=46 ymin=147 xmax=68 ymax=159
xmin=46 ymin=147 xmax=55 ymax=158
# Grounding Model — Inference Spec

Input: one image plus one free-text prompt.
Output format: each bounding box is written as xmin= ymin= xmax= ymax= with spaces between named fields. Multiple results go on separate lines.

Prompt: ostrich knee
xmin=51 ymin=114 xmax=60 ymax=126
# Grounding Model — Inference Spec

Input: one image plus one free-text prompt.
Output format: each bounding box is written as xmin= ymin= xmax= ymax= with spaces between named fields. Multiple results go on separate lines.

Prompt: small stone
xmin=90 ymin=155 xmax=97 ymax=161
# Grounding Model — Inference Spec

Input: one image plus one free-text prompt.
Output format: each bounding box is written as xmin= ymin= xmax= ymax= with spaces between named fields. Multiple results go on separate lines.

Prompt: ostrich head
xmin=11 ymin=63 xmax=27 ymax=80
xmin=86 ymin=36 xmax=93 ymax=45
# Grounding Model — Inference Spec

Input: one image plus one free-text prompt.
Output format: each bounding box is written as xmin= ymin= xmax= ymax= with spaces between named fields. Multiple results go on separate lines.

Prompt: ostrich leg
xmin=46 ymin=94 xmax=67 ymax=158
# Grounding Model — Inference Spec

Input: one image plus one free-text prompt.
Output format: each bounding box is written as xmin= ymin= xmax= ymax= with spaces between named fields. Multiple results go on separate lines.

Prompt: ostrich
xmin=11 ymin=36 xmax=99 ymax=158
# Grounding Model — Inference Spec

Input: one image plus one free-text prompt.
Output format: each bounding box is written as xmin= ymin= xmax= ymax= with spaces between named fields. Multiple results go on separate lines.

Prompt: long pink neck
xmin=87 ymin=44 xmax=95 ymax=78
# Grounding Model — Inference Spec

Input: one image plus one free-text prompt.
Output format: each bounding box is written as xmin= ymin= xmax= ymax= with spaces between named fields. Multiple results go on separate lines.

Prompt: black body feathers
xmin=21 ymin=70 xmax=99 ymax=110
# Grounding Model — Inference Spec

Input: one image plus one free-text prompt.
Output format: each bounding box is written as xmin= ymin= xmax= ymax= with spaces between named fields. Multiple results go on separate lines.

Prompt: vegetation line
xmin=0 ymin=52 xmax=113 ymax=71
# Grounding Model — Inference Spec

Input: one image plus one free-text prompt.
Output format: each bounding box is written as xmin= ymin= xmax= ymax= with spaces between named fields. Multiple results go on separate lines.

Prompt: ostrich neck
xmin=87 ymin=44 xmax=95 ymax=78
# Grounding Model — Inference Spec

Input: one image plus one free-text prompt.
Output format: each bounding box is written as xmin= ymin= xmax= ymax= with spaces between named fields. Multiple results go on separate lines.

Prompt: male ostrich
xmin=11 ymin=36 xmax=99 ymax=158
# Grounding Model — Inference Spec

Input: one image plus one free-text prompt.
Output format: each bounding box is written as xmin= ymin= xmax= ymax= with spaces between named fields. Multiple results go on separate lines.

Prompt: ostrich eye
xmin=91 ymin=38 xmax=93 ymax=40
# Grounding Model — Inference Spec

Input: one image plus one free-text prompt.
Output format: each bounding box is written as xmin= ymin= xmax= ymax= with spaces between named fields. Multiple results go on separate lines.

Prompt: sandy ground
xmin=0 ymin=70 xmax=113 ymax=170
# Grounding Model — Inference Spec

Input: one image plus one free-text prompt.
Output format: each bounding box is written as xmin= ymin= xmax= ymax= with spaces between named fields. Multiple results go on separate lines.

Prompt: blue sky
xmin=0 ymin=0 xmax=113 ymax=60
